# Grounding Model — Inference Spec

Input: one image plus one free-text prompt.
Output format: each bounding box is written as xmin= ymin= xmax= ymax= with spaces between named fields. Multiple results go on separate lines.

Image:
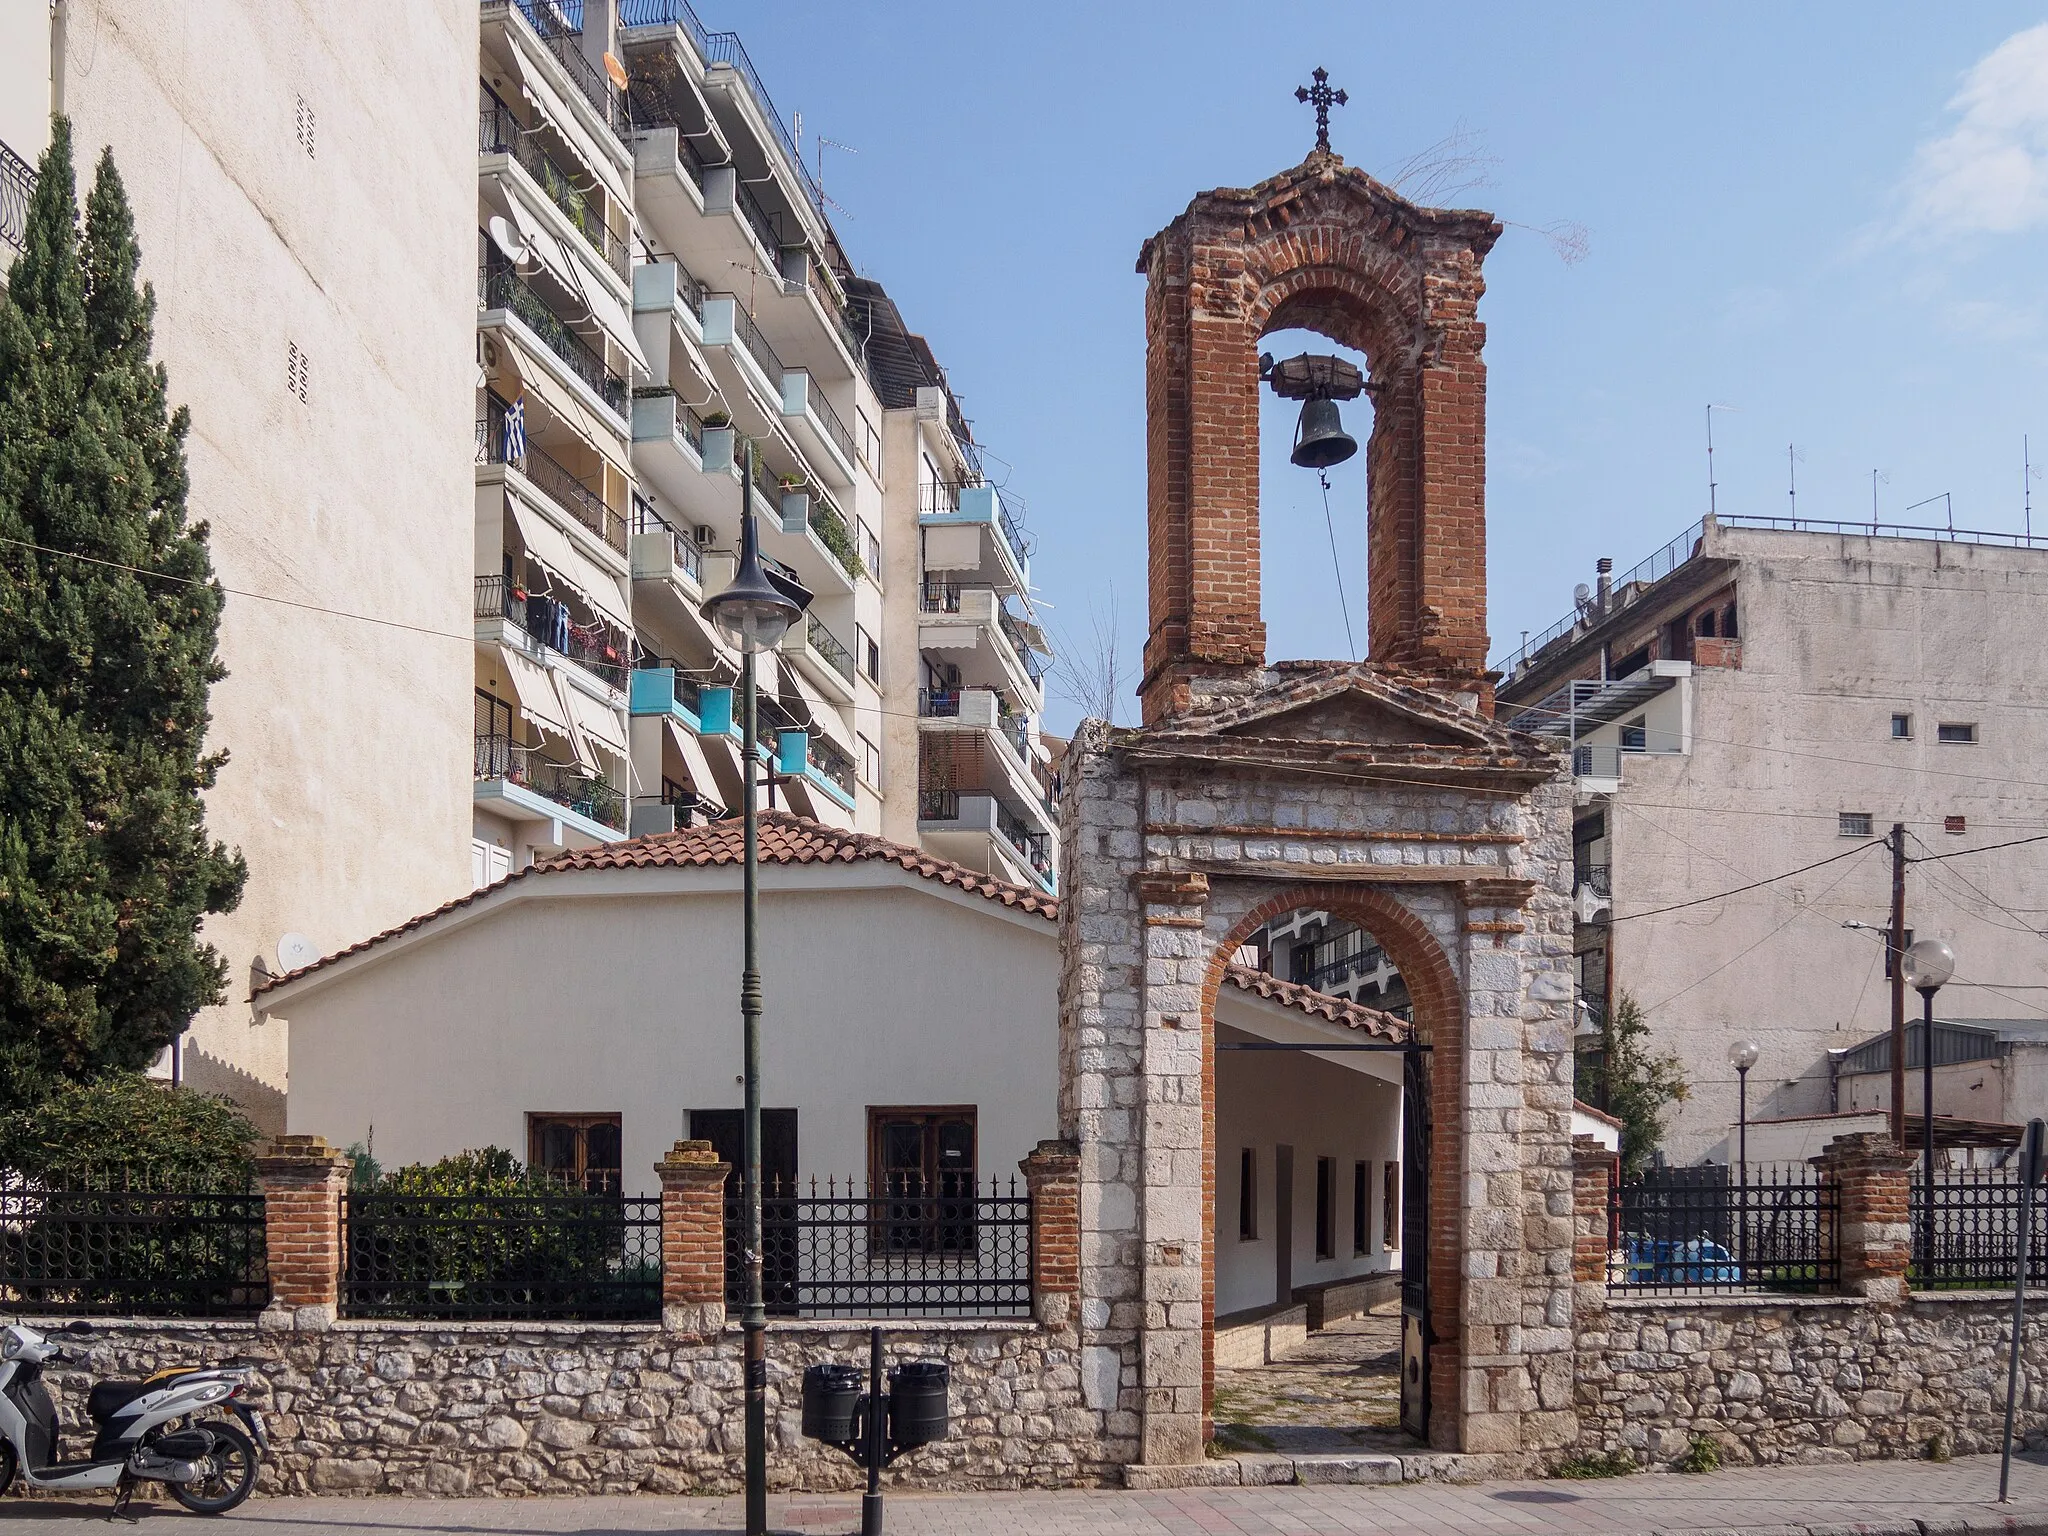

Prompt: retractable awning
xmin=661 ymin=718 xmax=723 ymax=812
xmin=496 ymin=644 xmax=571 ymax=741
xmin=506 ymin=493 xmax=632 ymax=632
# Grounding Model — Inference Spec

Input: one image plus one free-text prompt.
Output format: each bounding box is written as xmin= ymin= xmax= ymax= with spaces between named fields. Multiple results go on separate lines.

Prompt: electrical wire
xmin=1604 ymin=838 xmax=1876 ymax=925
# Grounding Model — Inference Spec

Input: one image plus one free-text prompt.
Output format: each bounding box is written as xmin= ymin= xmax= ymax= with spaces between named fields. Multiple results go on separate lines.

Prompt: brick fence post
xmin=255 ymin=1134 xmax=352 ymax=1329
xmin=1571 ymin=1135 xmax=1617 ymax=1283
xmin=1020 ymin=1139 xmax=1081 ymax=1327
xmin=1813 ymin=1131 xmax=1916 ymax=1301
xmin=656 ymin=1139 xmax=730 ymax=1334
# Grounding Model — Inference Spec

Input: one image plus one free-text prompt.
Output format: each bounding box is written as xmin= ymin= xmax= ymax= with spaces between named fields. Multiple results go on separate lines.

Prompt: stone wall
xmin=34 ymin=1317 xmax=1121 ymax=1495
xmin=1575 ymin=1291 xmax=2047 ymax=1466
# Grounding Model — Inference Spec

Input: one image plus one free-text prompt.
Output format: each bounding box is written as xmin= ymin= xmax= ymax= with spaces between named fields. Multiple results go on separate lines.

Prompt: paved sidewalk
xmin=11 ymin=1453 xmax=2048 ymax=1534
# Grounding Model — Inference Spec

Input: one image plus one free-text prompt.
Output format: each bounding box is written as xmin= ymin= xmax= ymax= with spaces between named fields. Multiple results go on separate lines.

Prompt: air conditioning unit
xmin=694 ymin=525 xmax=717 ymax=548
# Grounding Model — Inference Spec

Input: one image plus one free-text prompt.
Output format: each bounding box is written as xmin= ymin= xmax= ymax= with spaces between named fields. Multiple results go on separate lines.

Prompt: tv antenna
xmin=794 ymin=111 xmax=859 ymax=219
xmin=1907 ymin=491 xmax=1954 ymax=538
xmin=1706 ymin=403 xmax=1736 ymax=517
xmin=1787 ymin=443 xmax=1805 ymax=523
xmin=1871 ymin=469 xmax=1890 ymax=534
xmin=2027 ymin=436 xmax=2040 ymax=541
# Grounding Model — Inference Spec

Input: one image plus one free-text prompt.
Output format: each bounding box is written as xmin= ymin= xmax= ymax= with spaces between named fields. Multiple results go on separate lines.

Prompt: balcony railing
xmin=997 ymin=606 xmax=1049 ymax=683
xmin=632 ymin=495 xmax=700 ymax=581
xmin=698 ymin=31 xmax=825 ymax=215
xmin=480 ymin=99 xmax=629 ymax=280
xmin=807 ymin=493 xmax=861 ymax=579
xmin=474 ymin=732 xmax=627 ymax=831
xmin=0 ymin=138 xmax=32 ymax=256
xmin=478 ymin=398 xmax=627 ymax=553
xmin=728 ymin=300 xmax=783 ymax=382
xmin=808 ymin=735 xmax=856 ymax=799
xmin=920 ymin=580 xmax=962 ymax=614
xmin=495 ymin=0 xmax=627 ymax=144
xmin=476 ymin=575 xmax=628 ymax=691
xmin=617 ymin=0 xmax=711 ymax=48
xmin=634 ymin=654 xmax=703 ymax=715
xmin=1577 ymin=864 xmax=1612 ymax=898
xmin=918 ymin=788 xmax=959 ymax=821
xmin=996 ymin=805 xmax=1053 ymax=882
xmin=479 ymin=251 xmax=628 ymax=416
xmin=918 ymin=689 xmax=961 ymax=719
xmin=623 ymin=81 xmax=710 ymax=193
xmin=805 ymin=613 xmax=856 ymax=684
xmin=803 ymin=381 xmax=856 ymax=465
xmin=919 ymin=481 xmax=959 ymax=517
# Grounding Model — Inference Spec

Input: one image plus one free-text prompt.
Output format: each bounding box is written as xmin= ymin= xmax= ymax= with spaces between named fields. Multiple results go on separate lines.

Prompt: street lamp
xmin=1901 ymin=936 xmax=1956 ymax=1276
xmin=701 ymin=440 xmax=807 ymax=1536
xmin=1728 ymin=1038 xmax=1760 ymax=1274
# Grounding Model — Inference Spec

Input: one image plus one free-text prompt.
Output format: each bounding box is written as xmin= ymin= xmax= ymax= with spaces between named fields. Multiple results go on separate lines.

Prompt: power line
xmin=1316 ymin=469 xmax=1357 ymax=662
xmin=1907 ymin=832 xmax=2048 ymax=864
xmin=1606 ymin=838 xmax=1877 ymax=924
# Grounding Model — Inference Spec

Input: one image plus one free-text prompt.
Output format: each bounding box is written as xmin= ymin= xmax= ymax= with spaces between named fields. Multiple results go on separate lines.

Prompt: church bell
xmin=1290 ymin=394 xmax=1358 ymax=470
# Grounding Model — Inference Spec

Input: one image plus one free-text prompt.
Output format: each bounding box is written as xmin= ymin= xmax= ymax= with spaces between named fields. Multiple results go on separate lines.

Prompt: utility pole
xmin=1890 ymin=822 xmax=1907 ymax=1148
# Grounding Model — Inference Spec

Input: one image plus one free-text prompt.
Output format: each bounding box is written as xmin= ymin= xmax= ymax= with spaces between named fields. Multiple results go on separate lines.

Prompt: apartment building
xmin=0 ymin=0 xmax=1055 ymax=1122
xmin=9 ymin=2 xmax=479 ymax=1125
xmin=1495 ymin=512 xmax=2048 ymax=1162
xmin=1238 ymin=910 xmax=1412 ymax=1019
xmin=471 ymin=0 xmax=1056 ymax=894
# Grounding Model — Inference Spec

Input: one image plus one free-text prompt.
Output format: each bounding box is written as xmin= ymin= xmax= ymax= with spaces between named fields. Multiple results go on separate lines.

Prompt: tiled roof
xmin=255 ymin=812 xmax=1056 ymax=996
xmin=1572 ymin=1099 xmax=1626 ymax=1130
xmin=1220 ymin=964 xmax=1412 ymax=1041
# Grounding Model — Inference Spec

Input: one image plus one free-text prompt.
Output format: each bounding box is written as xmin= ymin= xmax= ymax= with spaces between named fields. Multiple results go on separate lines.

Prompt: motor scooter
xmin=0 ymin=1319 xmax=265 ymax=1515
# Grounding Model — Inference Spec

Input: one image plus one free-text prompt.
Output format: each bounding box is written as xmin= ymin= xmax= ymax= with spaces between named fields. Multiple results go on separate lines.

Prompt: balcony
xmin=474 ymin=731 xmax=627 ymax=841
xmin=480 ymin=96 xmax=629 ymax=283
xmin=779 ymin=370 xmax=855 ymax=487
xmin=629 ymin=496 xmax=701 ymax=593
xmin=804 ymin=733 xmax=856 ymax=811
xmin=775 ymin=485 xmax=862 ymax=586
xmin=1 ymin=138 xmax=32 ymax=268
xmin=479 ymin=398 xmax=628 ymax=557
xmin=476 ymin=574 xmax=629 ymax=693
xmin=916 ymin=687 xmax=1047 ymax=833
xmin=920 ymin=481 xmax=1030 ymax=592
xmin=487 ymin=0 xmax=628 ymax=147
xmin=480 ymin=253 xmax=628 ymax=420
xmin=917 ymin=789 xmax=1055 ymax=894
xmin=629 ymin=662 xmax=704 ymax=731
xmin=632 ymin=259 xmax=710 ymax=388
xmin=919 ymin=583 xmax=1046 ymax=702
xmin=779 ymin=610 xmax=856 ymax=703
xmin=698 ymin=295 xmax=783 ymax=426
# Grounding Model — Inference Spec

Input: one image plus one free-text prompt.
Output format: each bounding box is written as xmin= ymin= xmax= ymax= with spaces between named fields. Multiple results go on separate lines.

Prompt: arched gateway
xmin=1055 ymin=137 xmax=1578 ymax=1466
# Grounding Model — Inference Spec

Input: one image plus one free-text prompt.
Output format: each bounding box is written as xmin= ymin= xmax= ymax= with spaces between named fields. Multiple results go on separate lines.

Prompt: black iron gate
xmin=1399 ymin=1044 xmax=1431 ymax=1439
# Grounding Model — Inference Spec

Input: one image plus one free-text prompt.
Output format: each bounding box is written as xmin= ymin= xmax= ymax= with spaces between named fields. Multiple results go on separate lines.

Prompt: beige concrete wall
xmin=276 ymin=869 xmax=1062 ymax=1187
xmin=59 ymin=2 xmax=478 ymax=1124
xmin=1609 ymin=526 xmax=2048 ymax=1163
xmin=0 ymin=0 xmax=51 ymax=164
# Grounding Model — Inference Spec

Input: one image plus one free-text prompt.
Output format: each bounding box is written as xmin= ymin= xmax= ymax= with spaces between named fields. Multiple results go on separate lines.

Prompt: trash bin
xmin=887 ymin=1360 xmax=949 ymax=1451
xmin=801 ymin=1363 xmax=863 ymax=1444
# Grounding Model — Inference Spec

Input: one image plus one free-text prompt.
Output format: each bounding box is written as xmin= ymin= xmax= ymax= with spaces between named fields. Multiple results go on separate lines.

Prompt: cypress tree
xmin=0 ymin=118 xmax=246 ymax=1110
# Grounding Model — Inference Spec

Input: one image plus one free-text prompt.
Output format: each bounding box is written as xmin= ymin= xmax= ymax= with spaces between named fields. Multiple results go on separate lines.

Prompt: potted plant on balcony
xmin=699 ymin=412 xmax=736 ymax=474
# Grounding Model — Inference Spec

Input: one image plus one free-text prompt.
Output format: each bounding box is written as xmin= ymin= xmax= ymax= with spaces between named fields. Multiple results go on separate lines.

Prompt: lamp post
xmin=1900 ymin=937 xmax=1956 ymax=1278
xmin=1728 ymin=1038 xmax=1760 ymax=1274
xmin=701 ymin=440 xmax=807 ymax=1536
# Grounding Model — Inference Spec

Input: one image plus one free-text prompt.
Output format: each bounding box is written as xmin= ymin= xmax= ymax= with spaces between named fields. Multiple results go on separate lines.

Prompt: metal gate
xmin=1399 ymin=1044 xmax=1431 ymax=1439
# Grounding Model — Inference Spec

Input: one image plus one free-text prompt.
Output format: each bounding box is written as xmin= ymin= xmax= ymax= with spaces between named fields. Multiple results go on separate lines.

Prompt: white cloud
xmin=1895 ymin=23 xmax=2048 ymax=240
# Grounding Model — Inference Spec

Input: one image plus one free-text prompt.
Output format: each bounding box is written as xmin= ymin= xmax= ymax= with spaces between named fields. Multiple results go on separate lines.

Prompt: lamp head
xmin=702 ymin=502 xmax=803 ymax=654
xmin=1727 ymin=1038 xmax=1761 ymax=1074
xmin=1901 ymin=936 xmax=1956 ymax=994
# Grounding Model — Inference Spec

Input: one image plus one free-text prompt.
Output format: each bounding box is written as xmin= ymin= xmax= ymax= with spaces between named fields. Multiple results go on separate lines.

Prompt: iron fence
xmin=918 ymin=787 xmax=960 ymax=822
xmin=727 ymin=300 xmax=784 ymax=381
xmin=479 ymin=250 xmax=628 ymax=417
xmin=473 ymin=731 xmax=626 ymax=830
xmin=0 ymin=1175 xmax=267 ymax=1317
xmin=479 ymin=98 xmax=629 ymax=281
xmin=808 ymin=734 xmax=857 ymax=800
xmin=1608 ymin=1163 xmax=1838 ymax=1296
xmin=342 ymin=1192 xmax=661 ymax=1321
xmin=0 ymin=137 xmax=32 ymax=255
xmin=724 ymin=1177 xmax=1030 ymax=1319
xmin=495 ymin=0 xmax=627 ymax=143
xmin=1913 ymin=1172 xmax=2048 ymax=1289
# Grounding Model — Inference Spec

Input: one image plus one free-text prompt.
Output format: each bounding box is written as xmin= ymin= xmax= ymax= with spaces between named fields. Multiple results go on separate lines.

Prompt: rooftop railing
xmin=480 ymin=98 xmax=629 ymax=280
xmin=698 ymin=32 xmax=825 ymax=216
xmin=0 ymin=138 xmax=33 ymax=256
xmin=479 ymin=248 xmax=628 ymax=416
xmin=478 ymin=397 xmax=627 ymax=553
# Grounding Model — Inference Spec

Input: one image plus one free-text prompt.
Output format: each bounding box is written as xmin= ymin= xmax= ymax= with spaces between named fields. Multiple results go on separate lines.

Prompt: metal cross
xmin=1295 ymin=67 xmax=1348 ymax=154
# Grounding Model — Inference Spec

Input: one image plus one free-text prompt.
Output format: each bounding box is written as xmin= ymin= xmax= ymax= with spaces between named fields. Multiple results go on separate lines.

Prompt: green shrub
xmin=1677 ymin=1435 xmax=1722 ymax=1473
xmin=0 ymin=1073 xmax=257 ymax=1189
xmin=1552 ymin=1448 xmax=1637 ymax=1479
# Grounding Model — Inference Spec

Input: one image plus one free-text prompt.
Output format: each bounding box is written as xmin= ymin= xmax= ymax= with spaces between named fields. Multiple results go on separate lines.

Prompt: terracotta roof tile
xmin=1220 ymin=964 xmax=1412 ymax=1041
xmin=256 ymin=812 xmax=1057 ymax=995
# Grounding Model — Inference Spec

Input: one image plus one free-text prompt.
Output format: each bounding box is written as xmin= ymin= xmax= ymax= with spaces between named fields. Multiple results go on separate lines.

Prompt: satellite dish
xmin=487 ymin=215 xmax=531 ymax=266
xmin=276 ymin=932 xmax=319 ymax=973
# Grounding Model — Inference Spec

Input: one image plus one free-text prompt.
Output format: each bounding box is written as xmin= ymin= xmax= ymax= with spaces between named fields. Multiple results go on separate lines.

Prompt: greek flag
xmin=502 ymin=397 xmax=528 ymax=466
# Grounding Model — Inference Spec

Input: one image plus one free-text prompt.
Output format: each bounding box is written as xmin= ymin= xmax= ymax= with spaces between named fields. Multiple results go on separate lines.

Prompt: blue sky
xmin=718 ymin=4 xmax=2048 ymax=730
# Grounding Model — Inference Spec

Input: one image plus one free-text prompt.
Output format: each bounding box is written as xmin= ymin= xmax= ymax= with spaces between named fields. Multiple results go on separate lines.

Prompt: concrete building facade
xmin=1497 ymin=514 xmax=2048 ymax=1163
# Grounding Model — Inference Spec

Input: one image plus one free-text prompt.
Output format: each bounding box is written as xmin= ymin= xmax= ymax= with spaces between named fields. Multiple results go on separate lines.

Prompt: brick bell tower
xmin=1136 ymin=95 xmax=1501 ymax=722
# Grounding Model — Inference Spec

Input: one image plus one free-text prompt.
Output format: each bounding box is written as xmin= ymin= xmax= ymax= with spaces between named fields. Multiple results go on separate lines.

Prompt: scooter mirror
xmin=63 ymin=1319 xmax=93 ymax=1336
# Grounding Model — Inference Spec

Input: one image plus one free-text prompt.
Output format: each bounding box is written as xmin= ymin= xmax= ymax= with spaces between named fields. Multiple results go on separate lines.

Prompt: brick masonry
xmin=1136 ymin=150 xmax=1503 ymax=722
xmin=655 ymin=1139 xmax=729 ymax=1334
xmin=255 ymin=1133 xmax=353 ymax=1324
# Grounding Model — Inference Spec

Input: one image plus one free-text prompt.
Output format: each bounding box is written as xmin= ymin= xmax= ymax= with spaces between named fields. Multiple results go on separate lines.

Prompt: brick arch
xmin=1198 ymin=882 xmax=1469 ymax=1449
xmin=1138 ymin=162 xmax=1496 ymax=719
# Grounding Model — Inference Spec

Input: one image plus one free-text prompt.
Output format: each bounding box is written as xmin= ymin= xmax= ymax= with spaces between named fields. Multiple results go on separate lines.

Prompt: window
xmin=1619 ymin=715 xmax=1647 ymax=752
xmin=1697 ymin=610 xmax=1716 ymax=638
xmin=857 ymin=733 xmax=881 ymax=789
xmin=1839 ymin=812 xmax=1874 ymax=838
xmin=856 ymin=408 xmax=880 ymax=468
xmin=1239 ymin=1148 xmax=1257 ymax=1240
xmin=1722 ymin=603 xmax=1738 ymax=639
xmin=1612 ymin=645 xmax=1650 ymax=678
xmin=1353 ymin=1162 xmax=1369 ymax=1255
xmin=1314 ymin=1157 xmax=1334 ymax=1260
xmin=1946 ymin=814 xmax=1967 ymax=835
xmin=1382 ymin=1162 xmax=1399 ymax=1252
xmin=858 ymin=518 xmax=882 ymax=580
xmin=856 ymin=623 xmax=880 ymax=683
xmin=869 ymin=1107 xmax=976 ymax=1254
xmin=1890 ymin=713 xmax=1912 ymax=739
xmin=1937 ymin=722 xmax=1978 ymax=745
xmin=527 ymin=1113 xmax=622 ymax=1193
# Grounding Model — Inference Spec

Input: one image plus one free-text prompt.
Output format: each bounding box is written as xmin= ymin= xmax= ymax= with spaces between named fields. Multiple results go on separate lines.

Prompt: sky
xmin=708 ymin=3 xmax=2048 ymax=732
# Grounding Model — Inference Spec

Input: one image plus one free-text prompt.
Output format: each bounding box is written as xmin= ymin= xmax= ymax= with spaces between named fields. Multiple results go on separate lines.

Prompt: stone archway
xmin=1202 ymin=884 xmax=1466 ymax=1446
